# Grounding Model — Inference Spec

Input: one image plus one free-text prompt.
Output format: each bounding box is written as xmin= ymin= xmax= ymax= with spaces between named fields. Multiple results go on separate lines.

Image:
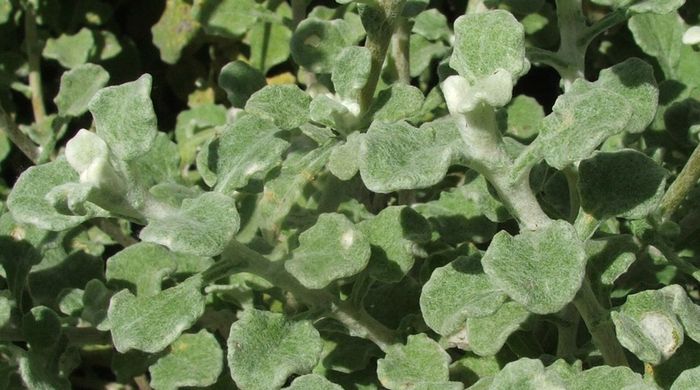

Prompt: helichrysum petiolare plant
xmin=0 ymin=0 xmax=700 ymax=388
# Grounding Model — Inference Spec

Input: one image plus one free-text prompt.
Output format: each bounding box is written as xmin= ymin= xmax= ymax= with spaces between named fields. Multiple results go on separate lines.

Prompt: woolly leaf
xmin=245 ymin=85 xmax=311 ymax=130
xmin=284 ymin=374 xmax=342 ymax=390
xmin=291 ymin=18 xmax=351 ymax=74
xmin=105 ymin=243 xmax=178 ymax=297
xmin=218 ymin=61 xmax=267 ymax=108
xmin=149 ymin=330 xmax=223 ymax=390
xmin=54 ymin=63 xmax=109 ymax=117
xmin=467 ymin=301 xmax=530 ymax=356
xmin=43 ymin=28 xmax=95 ymax=68
xmin=193 ymin=0 xmax=259 ymax=38
xmin=151 ymin=0 xmax=199 ymax=64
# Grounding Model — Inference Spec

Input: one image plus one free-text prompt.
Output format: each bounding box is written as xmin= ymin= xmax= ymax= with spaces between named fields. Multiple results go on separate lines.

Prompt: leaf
xmin=88 ymin=74 xmax=158 ymax=161
xmin=247 ymin=14 xmax=292 ymax=73
xmin=284 ymin=374 xmax=342 ymax=390
xmin=578 ymin=150 xmax=667 ymax=219
xmin=285 ymin=213 xmax=370 ymax=289
xmin=81 ymin=279 xmax=112 ymax=331
xmin=410 ymin=34 xmax=449 ymax=77
xmin=498 ymin=95 xmax=544 ymax=142
xmin=151 ymin=0 xmax=199 ymax=64
xmin=482 ymin=220 xmax=587 ymax=314
xmin=332 ymin=46 xmax=372 ymax=101
xmin=450 ymin=10 xmax=528 ymax=84
xmin=466 ymin=301 xmax=530 ymax=356
xmin=227 ymin=309 xmax=322 ymax=390
xmin=489 ymin=358 xmax=565 ymax=389
xmin=671 ymin=366 xmax=700 ymax=390
xmin=413 ymin=9 xmax=450 ymax=41
xmin=328 ymin=132 xmax=362 ymax=181
xmin=19 ymin=306 xmax=70 ymax=390
xmin=369 ymin=84 xmax=425 ymax=123
xmin=420 ymin=255 xmax=507 ymax=336
xmin=7 ymin=158 xmax=89 ymax=231
xmin=54 ymin=63 xmax=110 ymax=117
xmin=105 ymin=243 xmax=178 ymax=297
xmin=149 ymin=330 xmax=223 ymax=390
xmin=593 ymin=0 xmax=686 ymax=14
xmin=377 ymin=334 xmax=459 ymax=389
xmin=218 ymin=60 xmax=267 ymax=108
xmin=291 ymin=18 xmax=352 ymax=74
xmin=585 ymin=235 xmax=638 ymax=288
xmin=140 ymin=192 xmax=240 ymax=257
xmin=245 ymin=84 xmax=311 ymax=130
xmin=628 ymin=13 xmax=683 ymax=78
xmin=358 ymin=120 xmax=460 ymax=193
xmin=359 ymin=206 xmax=431 ymax=282
xmin=573 ymin=366 xmax=652 ymax=390
xmin=193 ymin=0 xmax=259 ymax=38
xmin=42 ymin=28 xmax=95 ymax=68
xmin=108 ymin=279 xmax=205 ymax=353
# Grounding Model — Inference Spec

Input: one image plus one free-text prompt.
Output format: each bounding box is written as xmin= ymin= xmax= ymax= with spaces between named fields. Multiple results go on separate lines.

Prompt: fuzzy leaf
xmin=151 ymin=0 xmax=199 ymax=64
xmin=285 ymin=374 xmax=342 ymax=390
xmin=105 ymin=243 xmax=178 ymax=297
xmin=291 ymin=18 xmax=352 ymax=74
xmin=140 ymin=192 xmax=239 ymax=257
xmin=245 ymin=85 xmax=311 ymax=130
xmin=193 ymin=0 xmax=259 ymax=38
xmin=43 ymin=28 xmax=95 ymax=68
xmin=149 ymin=330 xmax=223 ymax=390
xmin=467 ymin=301 xmax=530 ymax=356
xmin=628 ymin=13 xmax=683 ymax=78
xmin=54 ymin=63 xmax=110 ymax=117
xmin=450 ymin=10 xmax=528 ymax=84
xmin=573 ymin=366 xmax=652 ymax=390
xmin=88 ymin=74 xmax=158 ymax=161
xmin=108 ymin=279 xmax=205 ymax=353
xmin=413 ymin=9 xmax=450 ymax=41
xmin=286 ymin=213 xmax=370 ymax=289
xmin=671 ymin=366 xmax=700 ymax=390
xmin=591 ymin=0 xmax=685 ymax=14
xmin=218 ymin=61 xmax=267 ymax=108
xmin=377 ymin=334 xmax=457 ymax=389
xmin=227 ymin=309 xmax=322 ymax=390
xmin=420 ymin=255 xmax=507 ymax=336
xmin=332 ymin=46 xmax=372 ymax=101
xmin=482 ymin=220 xmax=587 ymax=314
xmin=369 ymin=84 xmax=425 ymax=123
xmin=359 ymin=206 xmax=431 ymax=282
xmin=328 ymin=132 xmax=362 ymax=180
xmin=247 ymin=14 xmax=292 ymax=73
xmin=579 ymin=150 xmax=667 ymax=219
xmin=489 ymin=358 xmax=565 ymax=389
xmin=499 ymin=95 xmax=544 ymax=142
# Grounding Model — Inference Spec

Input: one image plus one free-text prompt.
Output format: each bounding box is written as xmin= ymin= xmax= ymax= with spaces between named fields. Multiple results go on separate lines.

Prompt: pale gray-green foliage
xmin=129 ymin=132 xmax=180 ymax=189
xmin=54 ymin=63 xmax=109 ymax=117
xmin=149 ymin=330 xmax=223 ymax=390
xmin=151 ymin=0 xmax=199 ymax=64
xmin=19 ymin=306 xmax=71 ymax=390
xmin=203 ymin=114 xmax=289 ymax=193
xmin=105 ymin=243 xmax=178 ymax=297
xmin=309 ymin=94 xmax=357 ymax=131
xmin=359 ymin=120 xmax=461 ymax=193
xmin=369 ymin=84 xmax=426 ymax=122
xmin=291 ymin=18 xmax=352 ymax=73
xmin=359 ymin=206 xmax=431 ymax=282
xmin=487 ymin=358 xmax=565 ymax=389
xmin=284 ymin=374 xmax=343 ymax=390
xmin=590 ymin=0 xmax=685 ymax=14
xmin=7 ymin=158 xmax=91 ymax=231
xmin=192 ymin=0 xmax=259 ymax=38
xmin=64 ymin=129 xmax=124 ymax=194
xmin=466 ymin=301 xmax=529 ymax=356
xmin=450 ymin=10 xmax=528 ymax=84
xmin=81 ymin=279 xmax=112 ymax=331
xmin=420 ymin=255 xmax=507 ymax=336
xmin=139 ymin=192 xmax=239 ymax=257
xmin=58 ymin=288 xmax=84 ymax=317
xmin=248 ymin=4 xmax=292 ymax=73
xmin=108 ymin=279 xmax=205 ymax=353
xmin=332 ymin=46 xmax=372 ymax=101
xmin=585 ymin=235 xmax=637 ymax=287
xmin=88 ymin=74 xmax=158 ymax=161
xmin=218 ymin=61 xmax=267 ymax=108
xmin=227 ymin=309 xmax=322 ymax=390
xmin=328 ymin=132 xmax=362 ymax=180
xmin=317 ymin=332 xmax=379 ymax=374
xmin=499 ymin=95 xmax=544 ymax=142
xmin=572 ymin=366 xmax=652 ymax=390
xmin=410 ymin=34 xmax=449 ymax=77
xmin=671 ymin=366 xmax=700 ymax=390
xmin=377 ymin=333 xmax=461 ymax=389
xmin=628 ymin=13 xmax=683 ymax=78
xmin=482 ymin=220 xmax=587 ymax=314
xmin=413 ymin=9 xmax=450 ymax=41
xmin=578 ymin=150 xmax=667 ymax=219
xmin=285 ymin=213 xmax=370 ymax=289
xmin=245 ymin=85 xmax=311 ymax=130
xmin=612 ymin=284 xmax=700 ymax=364
xmin=42 ymin=28 xmax=95 ymax=68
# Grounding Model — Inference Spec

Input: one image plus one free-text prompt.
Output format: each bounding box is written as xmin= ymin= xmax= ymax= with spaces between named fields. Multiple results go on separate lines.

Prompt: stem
xmin=291 ymin=0 xmax=309 ymax=29
xmin=572 ymin=278 xmax=629 ymax=366
xmin=555 ymin=0 xmax=587 ymax=87
xmin=358 ymin=0 xmax=407 ymax=114
xmin=211 ymin=240 xmax=398 ymax=351
xmin=658 ymin=143 xmax=700 ymax=222
xmin=134 ymin=375 xmax=152 ymax=390
xmin=649 ymin=243 xmax=700 ymax=283
xmin=0 ymin=104 xmax=39 ymax=163
xmin=578 ymin=10 xmax=627 ymax=48
xmin=391 ymin=17 xmax=411 ymax=84
xmin=556 ymin=304 xmax=580 ymax=359
xmin=22 ymin=1 xmax=47 ymax=125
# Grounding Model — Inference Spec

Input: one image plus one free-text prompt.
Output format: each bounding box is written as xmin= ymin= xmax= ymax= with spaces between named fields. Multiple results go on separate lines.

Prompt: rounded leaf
xmin=149 ymin=330 xmax=223 ymax=390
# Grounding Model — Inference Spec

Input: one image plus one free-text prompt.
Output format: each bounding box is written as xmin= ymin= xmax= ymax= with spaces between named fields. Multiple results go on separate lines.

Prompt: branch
xmin=0 ymin=104 xmax=39 ymax=163
xmin=22 ymin=1 xmax=47 ymax=125
xmin=659 ymin=143 xmax=700 ymax=222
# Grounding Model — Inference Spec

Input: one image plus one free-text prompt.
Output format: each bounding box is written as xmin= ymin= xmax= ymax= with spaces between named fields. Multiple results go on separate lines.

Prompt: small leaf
xmin=81 ymin=279 xmax=112 ymax=331
xmin=482 ymin=220 xmax=586 ymax=314
xmin=291 ymin=18 xmax=352 ymax=74
xmin=332 ymin=46 xmax=372 ymax=101
xmin=43 ymin=28 xmax=95 ymax=68
xmin=54 ymin=63 xmax=110 ymax=117
xmin=578 ymin=150 xmax=667 ymax=219
xmin=410 ymin=34 xmax=449 ymax=77
xmin=671 ymin=366 xmax=700 ymax=390
xmin=573 ymin=366 xmax=652 ymax=390
xmin=218 ymin=60 xmax=267 ymax=108
xmin=628 ymin=13 xmax=683 ymax=78
xmin=149 ymin=330 xmax=223 ymax=390
xmin=498 ymin=95 xmax=544 ymax=142
xmin=245 ymin=85 xmax=311 ymax=130
xmin=450 ymin=10 xmax=528 ymax=84
xmin=369 ymin=84 xmax=425 ymax=123
xmin=108 ymin=279 xmax=205 ymax=353
xmin=140 ymin=192 xmax=240 ymax=257
xmin=467 ymin=301 xmax=530 ymax=356
xmin=105 ymin=243 xmax=178 ymax=297
xmin=413 ymin=9 xmax=450 ymax=41
xmin=286 ymin=213 xmax=370 ymax=289
xmin=585 ymin=235 xmax=638 ymax=288
xmin=193 ymin=0 xmax=259 ymax=38
xmin=377 ymin=334 xmax=458 ymax=389
xmin=88 ymin=74 xmax=158 ymax=161
xmin=284 ymin=374 xmax=342 ymax=390
xmin=247 ymin=14 xmax=292 ymax=73
xmin=420 ymin=255 xmax=507 ymax=336
xmin=227 ymin=309 xmax=322 ymax=390
xmin=7 ymin=158 xmax=89 ymax=231
xmin=359 ymin=120 xmax=460 ymax=193
xmin=151 ymin=0 xmax=199 ymax=64
xmin=328 ymin=132 xmax=362 ymax=180
xmin=489 ymin=358 xmax=565 ymax=389
xmin=205 ymin=114 xmax=289 ymax=193
xmin=360 ymin=206 xmax=431 ymax=282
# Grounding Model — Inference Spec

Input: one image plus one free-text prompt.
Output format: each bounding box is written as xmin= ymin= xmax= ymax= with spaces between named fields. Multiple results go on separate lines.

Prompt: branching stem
xmin=659 ymin=143 xmax=700 ymax=222
xmin=23 ymin=2 xmax=47 ymax=125
xmin=0 ymin=104 xmax=39 ymax=163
